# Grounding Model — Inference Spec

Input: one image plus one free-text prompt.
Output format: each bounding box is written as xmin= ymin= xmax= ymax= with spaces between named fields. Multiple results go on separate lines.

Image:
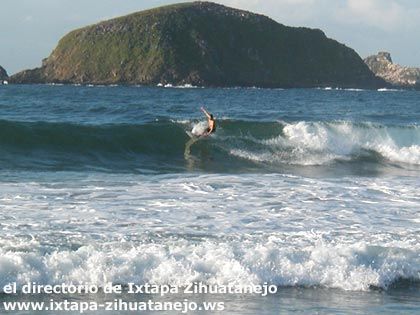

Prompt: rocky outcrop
xmin=11 ymin=1 xmax=384 ymax=88
xmin=364 ymin=52 xmax=420 ymax=89
xmin=10 ymin=67 xmax=45 ymax=84
xmin=0 ymin=66 xmax=8 ymax=82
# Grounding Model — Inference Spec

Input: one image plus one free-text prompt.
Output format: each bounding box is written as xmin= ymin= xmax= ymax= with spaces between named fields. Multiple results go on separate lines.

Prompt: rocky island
xmin=11 ymin=1 xmax=384 ymax=88
xmin=364 ymin=52 xmax=420 ymax=89
xmin=0 ymin=66 xmax=8 ymax=83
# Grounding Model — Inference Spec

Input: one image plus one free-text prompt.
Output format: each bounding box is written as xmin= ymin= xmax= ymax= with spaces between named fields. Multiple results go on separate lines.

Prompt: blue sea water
xmin=0 ymin=84 xmax=419 ymax=314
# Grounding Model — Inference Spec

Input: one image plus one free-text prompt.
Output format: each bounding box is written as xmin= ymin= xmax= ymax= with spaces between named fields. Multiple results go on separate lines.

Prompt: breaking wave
xmin=0 ymin=119 xmax=419 ymax=172
xmin=226 ymin=120 xmax=420 ymax=166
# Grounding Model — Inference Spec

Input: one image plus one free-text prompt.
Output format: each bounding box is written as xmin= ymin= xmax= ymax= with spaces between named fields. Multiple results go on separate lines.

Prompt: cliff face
xmin=364 ymin=52 xmax=420 ymax=88
xmin=11 ymin=1 xmax=383 ymax=88
xmin=0 ymin=66 xmax=8 ymax=81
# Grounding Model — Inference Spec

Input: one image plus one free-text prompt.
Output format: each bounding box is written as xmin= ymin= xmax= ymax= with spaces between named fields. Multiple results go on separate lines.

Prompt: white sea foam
xmin=377 ymin=88 xmax=401 ymax=92
xmin=341 ymin=88 xmax=365 ymax=91
xmin=157 ymin=83 xmax=200 ymax=88
xmin=191 ymin=121 xmax=209 ymax=136
xmin=170 ymin=119 xmax=191 ymax=124
xmin=0 ymin=173 xmax=418 ymax=292
xmin=174 ymin=84 xmax=201 ymax=89
xmin=0 ymin=240 xmax=418 ymax=292
xmin=316 ymin=87 xmax=365 ymax=91
xmin=227 ymin=121 xmax=420 ymax=166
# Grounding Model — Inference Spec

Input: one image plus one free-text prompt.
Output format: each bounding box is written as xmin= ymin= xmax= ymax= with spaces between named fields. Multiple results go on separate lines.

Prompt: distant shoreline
xmin=3 ymin=82 xmax=417 ymax=91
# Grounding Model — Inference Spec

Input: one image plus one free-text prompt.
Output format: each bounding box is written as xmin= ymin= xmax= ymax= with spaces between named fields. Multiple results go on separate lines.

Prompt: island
xmin=11 ymin=1 xmax=385 ymax=88
xmin=364 ymin=52 xmax=420 ymax=89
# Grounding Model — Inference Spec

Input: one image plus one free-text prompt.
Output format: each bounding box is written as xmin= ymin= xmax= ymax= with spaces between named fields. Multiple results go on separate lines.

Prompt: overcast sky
xmin=1 ymin=0 xmax=419 ymax=74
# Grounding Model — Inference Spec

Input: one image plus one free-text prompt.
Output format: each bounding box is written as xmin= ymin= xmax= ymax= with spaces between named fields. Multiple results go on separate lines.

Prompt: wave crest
xmin=226 ymin=121 xmax=420 ymax=166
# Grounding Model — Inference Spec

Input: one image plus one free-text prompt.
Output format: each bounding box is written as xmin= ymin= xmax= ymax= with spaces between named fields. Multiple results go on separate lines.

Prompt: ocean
xmin=0 ymin=84 xmax=419 ymax=314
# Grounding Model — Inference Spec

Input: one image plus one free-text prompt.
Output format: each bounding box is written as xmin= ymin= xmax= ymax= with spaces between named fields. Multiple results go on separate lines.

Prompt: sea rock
xmin=0 ymin=66 xmax=8 ymax=82
xmin=364 ymin=52 xmax=420 ymax=88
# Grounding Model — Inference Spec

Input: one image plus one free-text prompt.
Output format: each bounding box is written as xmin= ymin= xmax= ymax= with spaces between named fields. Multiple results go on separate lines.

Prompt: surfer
xmin=201 ymin=107 xmax=216 ymax=136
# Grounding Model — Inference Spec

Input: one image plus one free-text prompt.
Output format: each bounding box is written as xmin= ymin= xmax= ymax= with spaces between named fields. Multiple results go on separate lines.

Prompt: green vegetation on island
xmin=11 ymin=1 xmax=384 ymax=88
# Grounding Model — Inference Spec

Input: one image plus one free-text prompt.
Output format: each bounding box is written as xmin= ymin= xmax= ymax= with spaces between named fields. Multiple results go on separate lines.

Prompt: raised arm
xmin=201 ymin=107 xmax=211 ymax=119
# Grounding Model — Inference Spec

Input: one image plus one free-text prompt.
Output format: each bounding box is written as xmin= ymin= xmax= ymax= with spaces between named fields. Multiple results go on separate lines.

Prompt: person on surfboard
xmin=201 ymin=107 xmax=216 ymax=136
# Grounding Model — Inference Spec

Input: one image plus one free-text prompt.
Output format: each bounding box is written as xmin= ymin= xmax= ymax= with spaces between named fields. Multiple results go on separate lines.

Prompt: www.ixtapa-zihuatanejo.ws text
xmin=3 ymin=299 xmax=225 ymax=313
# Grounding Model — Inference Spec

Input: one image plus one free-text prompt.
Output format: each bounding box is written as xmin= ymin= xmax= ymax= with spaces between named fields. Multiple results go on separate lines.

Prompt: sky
xmin=1 ymin=0 xmax=419 ymax=74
